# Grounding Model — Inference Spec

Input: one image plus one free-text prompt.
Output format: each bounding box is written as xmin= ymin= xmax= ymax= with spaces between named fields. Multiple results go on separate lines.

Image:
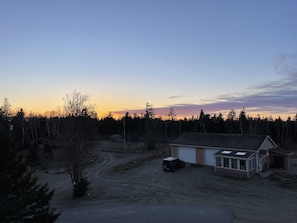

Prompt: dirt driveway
xmin=36 ymin=142 xmax=297 ymax=223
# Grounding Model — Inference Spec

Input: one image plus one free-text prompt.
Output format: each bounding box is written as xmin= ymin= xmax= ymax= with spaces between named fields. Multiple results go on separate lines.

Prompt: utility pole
xmin=122 ymin=117 xmax=126 ymax=152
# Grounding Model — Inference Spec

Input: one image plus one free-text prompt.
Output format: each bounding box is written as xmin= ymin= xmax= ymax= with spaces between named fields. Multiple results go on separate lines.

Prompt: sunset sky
xmin=1 ymin=0 xmax=297 ymax=119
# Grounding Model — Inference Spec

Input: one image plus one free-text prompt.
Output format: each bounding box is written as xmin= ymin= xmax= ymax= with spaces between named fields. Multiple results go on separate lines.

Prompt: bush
xmin=73 ymin=177 xmax=90 ymax=197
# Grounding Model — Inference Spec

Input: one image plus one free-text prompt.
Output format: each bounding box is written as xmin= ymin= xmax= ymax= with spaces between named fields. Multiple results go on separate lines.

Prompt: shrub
xmin=73 ymin=177 xmax=90 ymax=197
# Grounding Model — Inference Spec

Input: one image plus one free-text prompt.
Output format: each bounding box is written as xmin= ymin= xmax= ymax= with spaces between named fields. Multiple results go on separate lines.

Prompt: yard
xmin=36 ymin=140 xmax=297 ymax=223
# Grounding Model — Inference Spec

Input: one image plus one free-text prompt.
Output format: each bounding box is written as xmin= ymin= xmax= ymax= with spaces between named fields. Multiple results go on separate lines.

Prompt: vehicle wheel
xmin=171 ymin=167 xmax=176 ymax=172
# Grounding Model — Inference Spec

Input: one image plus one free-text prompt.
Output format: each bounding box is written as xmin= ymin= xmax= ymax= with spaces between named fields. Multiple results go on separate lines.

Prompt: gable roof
xmin=170 ymin=132 xmax=272 ymax=151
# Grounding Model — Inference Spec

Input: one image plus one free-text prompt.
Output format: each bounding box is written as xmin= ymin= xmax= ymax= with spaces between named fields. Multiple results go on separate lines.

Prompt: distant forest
xmin=1 ymin=98 xmax=297 ymax=153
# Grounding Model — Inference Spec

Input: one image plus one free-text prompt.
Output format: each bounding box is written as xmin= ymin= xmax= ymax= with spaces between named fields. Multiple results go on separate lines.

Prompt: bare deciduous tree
xmin=168 ymin=107 xmax=176 ymax=121
xmin=63 ymin=89 xmax=95 ymax=117
xmin=0 ymin=98 xmax=11 ymax=120
xmin=62 ymin=90 xmax=95 ymax=196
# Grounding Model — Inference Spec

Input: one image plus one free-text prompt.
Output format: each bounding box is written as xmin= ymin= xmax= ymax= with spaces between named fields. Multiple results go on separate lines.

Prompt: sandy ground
xmin=36 ymin=141 xmax=297 ymax=223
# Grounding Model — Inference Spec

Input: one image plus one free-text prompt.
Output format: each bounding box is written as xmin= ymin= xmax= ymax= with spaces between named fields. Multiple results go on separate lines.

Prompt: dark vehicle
xmin=162 ymin=157 xmax=185 ymax=172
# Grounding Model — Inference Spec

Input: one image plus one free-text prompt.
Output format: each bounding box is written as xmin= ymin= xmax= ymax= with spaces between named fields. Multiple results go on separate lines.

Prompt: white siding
xmin=259 ymin=136 xmax=277 ymax=150
xmin=178 ymin=147 xmax=196 ymax=163
xmin=205 ymin=149 xmax=220 ymax=166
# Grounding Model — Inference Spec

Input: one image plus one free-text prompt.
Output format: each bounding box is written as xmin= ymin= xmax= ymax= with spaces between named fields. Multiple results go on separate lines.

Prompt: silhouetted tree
xmin=199 ymin=109 xmax=206 ymax=133
xmin=144 ymin=102 xmax=154 ymax=120
xmin=99 ymin=113 xmax=119 ymax=137
xmin=0 ymin=98 xmax=11 ymax=121
xmin=12 ymin=108 xmax=26 ymax=150
xmin=28 ymin=113 xmax=40 ymax=143
xmin=226 ymin=109 xmax=237 ymax=133
xmin=239 ymin=108 xmax=249 ymax=134
xmin=0 ymin=127 xmax=60 ymax=222
xmin=217 ymin=113 xmax=225 ymax=133
xmin=167 ymin=107 xmax=176 ymax=137
xmin=294 ymin=114 xmax=297 ymax=142
xmin=168 ymin=107 xmax=176 ymax=121
xmin=62 ymin=90 xmax=94 ymax=197
xmin=144 ymin=103 xmax=157 ymax=149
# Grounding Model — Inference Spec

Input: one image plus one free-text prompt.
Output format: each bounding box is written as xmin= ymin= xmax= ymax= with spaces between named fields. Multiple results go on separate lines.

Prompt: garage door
xmin=205 ymin=149 xmax=220 ymax=166
xmin=178 ymin=147 xmax=196 ymax=164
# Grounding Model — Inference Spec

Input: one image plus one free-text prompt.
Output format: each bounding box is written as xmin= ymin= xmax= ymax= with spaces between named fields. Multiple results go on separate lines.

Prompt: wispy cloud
xmin=274 ymin=53 xmax=297 ymax=79
xmin=168 ymin=95 xmax=183 ymax=99
xmin=114 ymin=54 xmax=297 ymax=118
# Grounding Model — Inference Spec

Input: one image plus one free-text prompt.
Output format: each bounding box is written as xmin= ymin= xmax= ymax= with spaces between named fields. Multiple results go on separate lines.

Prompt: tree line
xmin=102 ymin=107 xmax=297 ymax=150
xmin=1 ymin=99 xmax=297 ymax=152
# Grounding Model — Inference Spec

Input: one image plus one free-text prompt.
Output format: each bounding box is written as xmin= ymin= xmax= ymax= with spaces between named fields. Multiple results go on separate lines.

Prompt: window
xmin=231 ymin=159 xmax=238 ymax=169
xmin=223 ymin=158 xmax=229 ymax=168
xmin=240 ymin=160 xmax=246 ymax=170
xmin=216 ymin=157 xmax=221 ymax=166
xmin=249 ymin=159 xmax=255 ymax=170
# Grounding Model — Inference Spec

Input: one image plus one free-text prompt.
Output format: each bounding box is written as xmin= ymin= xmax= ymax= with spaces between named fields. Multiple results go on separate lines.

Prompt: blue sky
xmin=0 ymin=0 xmax=296 ymax=119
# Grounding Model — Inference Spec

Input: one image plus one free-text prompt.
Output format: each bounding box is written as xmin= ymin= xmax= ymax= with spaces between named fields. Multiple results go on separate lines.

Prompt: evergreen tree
xmin=199 ymin=109 xmax=206 ymax=133
xmin=0 ymin=129 xmax=60 ymax=223
xmin=239 ymin=108 xmax=248 ymax=134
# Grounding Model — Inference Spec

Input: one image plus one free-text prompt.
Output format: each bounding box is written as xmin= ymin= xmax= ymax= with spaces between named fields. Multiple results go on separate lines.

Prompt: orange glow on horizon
xmin=100 ymin=110 xmax=295 ymax=121
xmin=7 ymin=99 xmax=295 ymax=121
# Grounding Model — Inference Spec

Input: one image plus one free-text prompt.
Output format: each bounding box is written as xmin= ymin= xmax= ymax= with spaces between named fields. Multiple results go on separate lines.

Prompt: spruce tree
xmin=0 ymin=128 xmax=60 ymax=223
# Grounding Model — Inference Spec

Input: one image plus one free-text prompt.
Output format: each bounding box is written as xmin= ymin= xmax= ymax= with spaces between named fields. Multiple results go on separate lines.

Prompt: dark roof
xmin=214 ymin=150 xmax=255 ymax=159
xmin=171 ymin=132 xmax=269 ymax=151
xmin=270 ymin=149 xmax=293 ymax=156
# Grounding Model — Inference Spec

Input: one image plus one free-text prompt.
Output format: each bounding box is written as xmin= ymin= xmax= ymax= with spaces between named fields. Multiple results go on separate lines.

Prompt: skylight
xmin=236 ymin=152 xmax=246 ymax=156
xmin=222 ymin=150 xmax=232 ymax=154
